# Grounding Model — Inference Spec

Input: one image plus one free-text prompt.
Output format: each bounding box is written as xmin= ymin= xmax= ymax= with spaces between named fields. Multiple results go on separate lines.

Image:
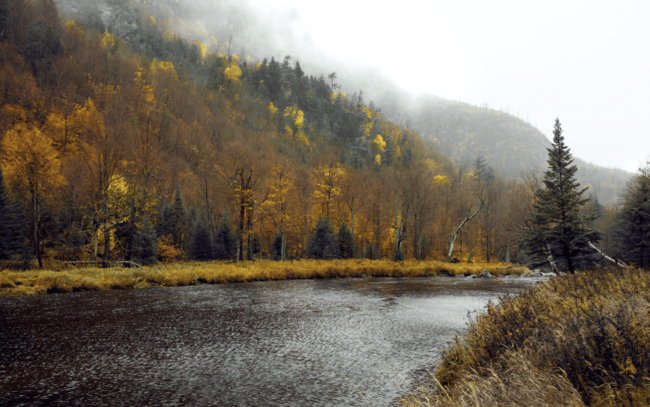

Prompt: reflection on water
xmin=0 ymin=275 xmax=545 ymax=406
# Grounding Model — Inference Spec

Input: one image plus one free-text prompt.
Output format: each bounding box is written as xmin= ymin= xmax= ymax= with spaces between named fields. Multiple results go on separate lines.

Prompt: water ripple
xmin=0 ymin=276 xmax=544 ymax=406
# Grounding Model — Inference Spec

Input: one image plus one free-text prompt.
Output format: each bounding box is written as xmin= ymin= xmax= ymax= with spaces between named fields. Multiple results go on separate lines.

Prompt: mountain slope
xmin=399 ymin=97 xmax=633 ymax=205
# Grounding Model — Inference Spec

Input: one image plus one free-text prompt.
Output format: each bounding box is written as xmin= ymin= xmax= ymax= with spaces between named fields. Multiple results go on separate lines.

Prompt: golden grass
xmin=400 ymin=267 xmax=650 ymax=407
xmin=0 ymin=259 xmax=528 ymax=296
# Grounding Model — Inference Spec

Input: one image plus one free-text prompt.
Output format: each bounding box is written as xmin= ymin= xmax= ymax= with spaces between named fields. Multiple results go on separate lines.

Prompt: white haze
xmin=176 ymin=0 xmax=650 ymax=174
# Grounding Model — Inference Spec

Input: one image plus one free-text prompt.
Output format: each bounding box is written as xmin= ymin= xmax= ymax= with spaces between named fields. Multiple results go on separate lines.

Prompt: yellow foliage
xmin=223 ymin=55 xmax=242 ymax=82
xmin=224 ymin=65 xmax=242 ymax=82
xmin=151 ymin=58 xmax=177 ymax=77
xmin=268 ymin=102 xmax=278 ymax=115
xmin=294 ymin=109 xmax=304 ymax=129
xmin=434 ymin=175 xmax=450 ymax=185
xmin=375 ymin=154 xmax=381 ymax=165
xmin=101 ymin=32 xmax=116 ymax=51
xmin=296 ymin=131 xmax=309 ymax=146
xmin=157 ymin=236 xmax=185 ymax=263
xmin=1 ymin=123 xmax=66 ymax=191
xmin=193 ymin=40 xmax=207 ymax=60
xmin=373 ymin=134 xmax=386 ymax=151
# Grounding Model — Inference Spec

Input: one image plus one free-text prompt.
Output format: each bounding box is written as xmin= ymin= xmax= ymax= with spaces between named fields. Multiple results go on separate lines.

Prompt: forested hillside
xmin=399 ymin=97 xmax=633 ymax=206
xmin=0 ymin=0 xmax=621 ymax=269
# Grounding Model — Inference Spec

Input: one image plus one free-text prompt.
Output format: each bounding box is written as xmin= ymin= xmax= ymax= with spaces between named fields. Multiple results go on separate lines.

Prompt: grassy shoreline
xmin=399 ymin=267 xmax=650 ymax=407
xmin=0 ymin=259 xmax=529 ymax=296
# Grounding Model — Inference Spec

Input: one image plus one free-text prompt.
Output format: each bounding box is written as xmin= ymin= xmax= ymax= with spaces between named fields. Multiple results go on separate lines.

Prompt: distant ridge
xmin=397 ymin=97 xmax=633 ymax=205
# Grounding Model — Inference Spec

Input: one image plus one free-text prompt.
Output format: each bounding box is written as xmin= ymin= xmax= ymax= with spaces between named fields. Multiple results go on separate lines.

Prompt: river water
xmin=0 ymin=275 xmax=544 ymax=406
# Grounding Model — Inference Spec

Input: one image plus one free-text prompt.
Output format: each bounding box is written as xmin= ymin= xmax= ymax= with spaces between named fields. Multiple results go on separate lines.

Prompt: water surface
xmin=0 ymin=275 xmax=544 ymax=406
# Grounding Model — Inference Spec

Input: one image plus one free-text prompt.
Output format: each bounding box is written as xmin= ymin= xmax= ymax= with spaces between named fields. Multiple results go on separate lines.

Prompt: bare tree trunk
xmin=545 ymin=244 xmax=560 ymax=274
xmin=447 ymin=203 xmax=485 ymax=262
xmin=589 ymin=242 xmax=627 ymax=267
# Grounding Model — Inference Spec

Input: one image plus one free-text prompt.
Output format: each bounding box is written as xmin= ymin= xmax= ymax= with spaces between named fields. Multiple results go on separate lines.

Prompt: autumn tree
xmin=1 ymin=123 xmax=65 ymax=267
xmin=313 ymin=162 xmax=344 ymax=220
xmin=525 ymin=119 xmax=600 ymax=273
xmin=77 ymin=96 xmax=127 ymax=262
xmin=262 ymin=158 xmax=295 ymax=261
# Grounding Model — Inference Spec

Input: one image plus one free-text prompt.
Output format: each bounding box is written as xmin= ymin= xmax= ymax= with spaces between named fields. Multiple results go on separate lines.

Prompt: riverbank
xmin=399 ymin=266 xmax=650 ymax=407
xmin=0 ymin=259 xmax=530 ymax=296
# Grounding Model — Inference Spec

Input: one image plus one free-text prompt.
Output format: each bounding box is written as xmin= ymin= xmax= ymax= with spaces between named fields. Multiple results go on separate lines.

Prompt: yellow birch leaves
xmin=283 ymin=105 xmax=308 ymax=146
xmin=1 ymin=124 xmax=66 ymax=192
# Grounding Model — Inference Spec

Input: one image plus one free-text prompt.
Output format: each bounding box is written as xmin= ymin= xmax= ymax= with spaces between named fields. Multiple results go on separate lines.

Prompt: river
xmin=0 ymin=275 xmax=545 ymax=406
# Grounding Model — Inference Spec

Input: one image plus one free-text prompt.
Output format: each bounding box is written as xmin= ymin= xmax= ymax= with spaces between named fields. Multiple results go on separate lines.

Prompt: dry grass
xmin=400 ymin=267 xmax=650 ymax=407
xmin=0 ymin=259 xmax=527 ymax=296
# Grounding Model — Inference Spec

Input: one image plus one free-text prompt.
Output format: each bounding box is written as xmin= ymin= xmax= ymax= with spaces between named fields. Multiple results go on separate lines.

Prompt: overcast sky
xmin=197 ymin=0 xmax=650 ymax=173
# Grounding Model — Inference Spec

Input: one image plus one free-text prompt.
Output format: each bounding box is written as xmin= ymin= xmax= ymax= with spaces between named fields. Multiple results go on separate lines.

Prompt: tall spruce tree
xmin=189 ymin=220 xmax=213 ymax=261
xmin=337 ymin=222 xmax=355 ymax=259
xmin=612 ymin=167 xmax=650 ymax=268
xmin=306 ymin=218 xmax=339 ymax=259
xmin=132 ymin=219 xmax=158 ymax=265
xmin=213 ymin=216 xmax=236 ymax=260
xmin=525 ymin=118 xmax=600 ymax=273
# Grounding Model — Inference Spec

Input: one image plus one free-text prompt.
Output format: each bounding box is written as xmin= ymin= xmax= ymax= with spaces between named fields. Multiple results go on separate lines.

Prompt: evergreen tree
xmin=189 ymin=220 xmax=213 ymax=261
xmin=337 ymin=222 xmax=355 ymax=259
xmin=306 ymin=218 xmax=339 ymax=259
xmin=167 ymin=185 xmax=186 ymax=247
xmin=271 ymin=233 xmax=283 ymax=261
xmin=612 ymin=168 xmax=650 ymax=268
xmin=213 ymin=217 xmax=236 ymax=260
xmin=132 ymin=219 xmax=158 ymax=265
xmin=0 ymin=167 xmax=29 ymax=260
xmin=525 ymin=119 xmax=600 ymax=273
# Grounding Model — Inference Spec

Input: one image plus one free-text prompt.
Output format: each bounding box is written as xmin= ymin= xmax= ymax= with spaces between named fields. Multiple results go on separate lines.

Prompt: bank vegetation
xmin=0 ymin=259 xmax=529 ymax=296
xmin=400 ymin=267 xmax=650 ymax=407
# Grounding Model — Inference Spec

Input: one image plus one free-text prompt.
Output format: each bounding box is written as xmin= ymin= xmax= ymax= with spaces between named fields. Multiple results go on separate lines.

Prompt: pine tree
xmin=167 ymin=185 xmax=186 ymax=247
xmin=612 ymin=167 xmax=650 ymax=268
xmin=189 ymin=220 xmax=213 ymax=261
xmin=271 ymin=234 xmax=283 ymax=261
xmin=132 ymin=219 xmax=158 ymax=265
xmin=213 ymin=217 xmax=236 ymax=260
xmin=337 ymin=222 xmax=355 ymax=259
xmin=306 ymin=218 xmax=339 ymax=259
xmin=525 ymin=119 xmax=600 ymax=273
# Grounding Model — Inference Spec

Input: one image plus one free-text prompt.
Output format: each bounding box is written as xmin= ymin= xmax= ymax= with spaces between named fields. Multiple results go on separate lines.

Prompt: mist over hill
xmin=55 ymin=0 xmax=634 ymax=206
xmin=388 ymin=96 xmax=633 ymax=206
